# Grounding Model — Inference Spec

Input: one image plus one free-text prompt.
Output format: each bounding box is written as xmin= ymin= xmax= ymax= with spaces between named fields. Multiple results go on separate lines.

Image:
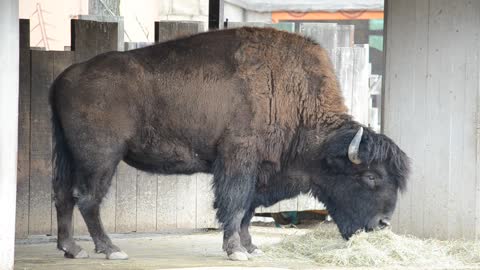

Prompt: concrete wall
xmin=0 ymin=0 xmax=19 ymax=268
xmin=384 ymin=0 xmax=480 ymax=239
xmin=224 ymin=2 xmax=271 ymax=23
xmin=224 ymin=2 xmax=244 ymax=22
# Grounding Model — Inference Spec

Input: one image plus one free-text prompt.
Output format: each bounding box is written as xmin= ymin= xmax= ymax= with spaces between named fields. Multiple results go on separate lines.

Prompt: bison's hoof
xmin=250 ymin=249 xmax=264 ymax=256
xmin=228 ymin=251 xmax=249 ymax=261
xmin=107 ymin=251 xmax=129 ymax=260
xmin=65 ymin=249 xmax=89 ymax=259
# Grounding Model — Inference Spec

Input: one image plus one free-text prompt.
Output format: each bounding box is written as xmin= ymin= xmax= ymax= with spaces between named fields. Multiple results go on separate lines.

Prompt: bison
xmin=50 ymin=27 xmax=410 ymax=261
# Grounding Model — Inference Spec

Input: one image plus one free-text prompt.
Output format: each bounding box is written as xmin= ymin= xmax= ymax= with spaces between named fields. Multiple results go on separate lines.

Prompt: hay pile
xmin=263 ymin=224 xmax=480 ymax=268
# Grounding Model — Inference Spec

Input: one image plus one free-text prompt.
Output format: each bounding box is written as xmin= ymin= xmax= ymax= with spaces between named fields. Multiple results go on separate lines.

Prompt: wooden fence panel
xmin=157 ymin=175 xmax=177 ymax=229
xmin=136 ymin=171 xmax=157 ymax=232
xmin=71 ymin=19 xmax=119 ymax=63
xmin=115 ymin=162 xmax=137 ymax=232
xmin=336 ymin=25 xmax=355 ymax=47
xmin=279 ymin=198 xmax=297 ymax=212
xmin=297 ymin=193 xmax=317 ymax=211
xmin=175 ymin=175 xmax=197 ymax=229
xmin=29 ymin=51 xmax=54 ymax=235
xmin=299 ymin=23 xmax=338 ymax=51
xmin=155 ymin=21 xmax=204 ymax=42
xmin=16 ymin=19 xmax=31 ymax=238
xmin=352 ymin=45 xmax=370 ymax=125
xmin=195 ymin=173 xmax=217 ymax=228
xmin=335 ymin=48 xmax=354 ymax=114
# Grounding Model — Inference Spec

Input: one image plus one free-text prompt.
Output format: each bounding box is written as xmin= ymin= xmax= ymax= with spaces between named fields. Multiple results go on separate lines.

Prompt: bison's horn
xmin=348 ymin=127 xmax=363 ymax=165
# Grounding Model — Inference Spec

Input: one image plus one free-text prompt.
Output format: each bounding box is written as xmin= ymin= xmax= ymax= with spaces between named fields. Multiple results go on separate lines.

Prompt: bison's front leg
xmin=214 ymin=140 xmax=258 ymax=261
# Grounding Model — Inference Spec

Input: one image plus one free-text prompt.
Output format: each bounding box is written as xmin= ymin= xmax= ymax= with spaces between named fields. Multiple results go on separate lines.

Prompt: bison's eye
xmin=361 ymin=172 xmax=378 ymax=189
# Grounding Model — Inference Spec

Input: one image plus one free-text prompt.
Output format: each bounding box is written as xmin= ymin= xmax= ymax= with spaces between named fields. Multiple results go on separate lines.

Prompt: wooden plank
xmin=438 ymin=0 xmax=479 ymax=239
xmin=71 ymin=20 xmax=98 ymax=63
xmin=71 ymin=19 xmax=118 ymax=63
xmin=418 ymin=1 xmax=453 ymax=239
xmin=404 ymin=1 xmax=429 ymax=235
xmin=297 ymin=193 xmax=317 ymax=211
xmin=157 ymin=175 xmax=177 ymax=229
xmin=115 ymin=161 xmax=137 ymax=232
xmin=136 ymin=171 xmax=157 ymax=232
xmin=19 ymin=19 xmax=29 ymax=49
xmin=336 ymin=25 xmax=354 ymax=47
xmin=334 ymin=47 xmax=354 ymax=114
xmin=299 ymin=23 xmax=338 ymax=51
xmin=262 ymin=202 xmax=280 ymax=214
xmin=16 ymin=19 xmax=31 ymax=238
xmin=351 ymin=45 xmax=370 ymax=125
xmin=279 ymin=198 xmax=297 ymax=212
xmin=195 ymin=173 xmax=217 ymax=229
xmin=16 ymin=20 xmax=31 ymax=238
xmin=385 ymin=0 xmax=480 ymax=239
xmin=29 ymin=50 xmax=54 ymax=235
xmin=176 ymin=175 xmax=197 ymax=229
xmin=155 ymin=21 xmax=203 ymax=42
xmin=384 ymin=0 xmax=417 ymax=233
xmin=95 ymin=20 xmax=119 ymax=53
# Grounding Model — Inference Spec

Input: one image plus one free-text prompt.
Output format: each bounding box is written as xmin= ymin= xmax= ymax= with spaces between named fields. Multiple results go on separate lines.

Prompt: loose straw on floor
xmin=264 ymin=223 xmax=480 ymax=268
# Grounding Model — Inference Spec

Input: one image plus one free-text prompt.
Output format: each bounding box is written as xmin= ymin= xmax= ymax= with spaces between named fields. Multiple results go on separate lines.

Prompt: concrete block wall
xmin=224 ymin=2 xmax=271 ymax=24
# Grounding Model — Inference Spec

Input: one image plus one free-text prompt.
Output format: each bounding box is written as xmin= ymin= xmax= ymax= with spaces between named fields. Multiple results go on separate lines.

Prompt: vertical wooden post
xmin=0 ymin=0 xmax=19 ymax=268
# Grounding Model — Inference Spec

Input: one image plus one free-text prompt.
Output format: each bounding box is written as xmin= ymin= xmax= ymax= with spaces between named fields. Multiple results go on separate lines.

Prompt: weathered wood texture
xmin=29 ymin=50 xmax=54 ymax=235
xmin=155 ymin=21 xmax=204 ymax=42
xmin=16 ymin=19 xmax=31 ymax=238
xmin=385 ymin=0 xmax=480 ymax=239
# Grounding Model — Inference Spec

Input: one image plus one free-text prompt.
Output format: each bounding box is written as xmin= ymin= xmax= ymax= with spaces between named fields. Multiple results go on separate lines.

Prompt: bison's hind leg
xmin=54 ymin=185 xmax=88 ymax=259
xmin=74 ymin=158 xmax=128 ymax=260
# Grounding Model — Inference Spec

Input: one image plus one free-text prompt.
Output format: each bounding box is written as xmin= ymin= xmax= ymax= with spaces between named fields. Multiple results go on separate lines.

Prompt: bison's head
xmin=307 ymin=126 xmax=410 ymax=239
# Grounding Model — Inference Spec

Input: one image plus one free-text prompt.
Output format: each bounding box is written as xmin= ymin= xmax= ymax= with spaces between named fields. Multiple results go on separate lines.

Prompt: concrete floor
xmin=14 ymin=225 xmax=320 ymax=270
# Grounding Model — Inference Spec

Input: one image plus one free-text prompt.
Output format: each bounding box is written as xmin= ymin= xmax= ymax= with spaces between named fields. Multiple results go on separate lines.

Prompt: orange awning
xmin=272 ymin=10 xmax=383 ymax=22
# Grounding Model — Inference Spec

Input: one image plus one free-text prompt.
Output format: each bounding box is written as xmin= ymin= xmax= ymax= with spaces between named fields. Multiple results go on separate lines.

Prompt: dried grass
xmin=263 ymin=223 xmax=480 ymax=268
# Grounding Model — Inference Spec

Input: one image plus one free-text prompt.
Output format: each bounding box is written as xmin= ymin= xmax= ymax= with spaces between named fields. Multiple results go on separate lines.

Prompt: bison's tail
xmin=50 ymin=80 xmax=74 ymax=196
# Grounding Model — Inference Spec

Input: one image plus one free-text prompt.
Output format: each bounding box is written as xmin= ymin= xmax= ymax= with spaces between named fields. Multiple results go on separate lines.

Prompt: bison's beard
xmin=323 ymin=199 xmax=368 ymax=240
